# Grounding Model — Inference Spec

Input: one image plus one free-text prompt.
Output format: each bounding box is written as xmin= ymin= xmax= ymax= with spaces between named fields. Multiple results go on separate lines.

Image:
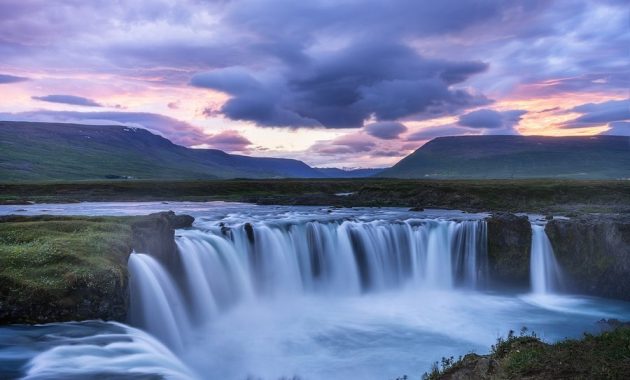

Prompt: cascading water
xmin=3 ymin=203 xmax=630 ymax=380
xmin=530 ymin=223 xmax=563 ymax=294
xmin=129 ymin=218 xmax=488 ymax=348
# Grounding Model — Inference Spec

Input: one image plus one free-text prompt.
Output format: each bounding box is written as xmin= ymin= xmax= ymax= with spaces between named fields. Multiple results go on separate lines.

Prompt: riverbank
xmin=0 ymin=212 xmax=193 ymax=324
xmin=1 ymin=179 xmax=629 ymax=214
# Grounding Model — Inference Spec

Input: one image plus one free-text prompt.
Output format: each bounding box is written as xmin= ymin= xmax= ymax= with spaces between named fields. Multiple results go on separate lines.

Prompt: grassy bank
xmin=1 ymin=179 xmax=630 ymax=213
xmin=0 ymin=212 xmax=193 ymax=324
xmin=0 ymin=216 xmax=134 ymax=324
xmin=423 ymin=325 xmax=630 ymax=379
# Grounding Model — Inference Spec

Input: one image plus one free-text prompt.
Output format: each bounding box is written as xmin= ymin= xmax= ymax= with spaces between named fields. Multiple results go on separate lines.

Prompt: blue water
xmin=0 ymin=202 xmax=628 ymax=380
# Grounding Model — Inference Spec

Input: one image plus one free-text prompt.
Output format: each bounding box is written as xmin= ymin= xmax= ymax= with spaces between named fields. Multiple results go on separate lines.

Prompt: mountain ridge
xmin=0 ymin=121 xmax=328 ymax=181
xmin=380 ymin=135 xmax=630 ymax=179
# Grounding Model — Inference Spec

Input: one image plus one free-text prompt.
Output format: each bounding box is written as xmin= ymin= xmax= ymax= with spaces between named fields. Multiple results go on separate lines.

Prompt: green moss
xmin=0 ymin=217 xmax=133 ymax=304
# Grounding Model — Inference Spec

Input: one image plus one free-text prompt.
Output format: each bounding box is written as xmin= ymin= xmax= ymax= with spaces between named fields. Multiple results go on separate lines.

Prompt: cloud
xmin=204 ymin=130 xmax=252 ymax=152
xmin=0 ymin=110 xmax=211 ymax=146
xmin=192 ymin=41 xmax=489 ymax=128
xmin=0 ymin=73 xmax=28 ymax=84
xmin=603 ymin=121 xmax=630 ymax=136
xmin=406 ymin=125 xmax=476 ymax=142
xmin=364 ymin=121 xmax=408 ymax=140
xmin=457 ymin=108 xmax=526 ymax=133
xmin=561 ymin=99 xmax=630 ymax=128
xmin=32 ymin=94 xmax=103 ymax=107
xmin=309 ymin=134 xmax=376 ymax=155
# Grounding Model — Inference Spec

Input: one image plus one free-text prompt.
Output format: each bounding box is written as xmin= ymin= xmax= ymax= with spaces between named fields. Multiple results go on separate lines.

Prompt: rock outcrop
xmin=545 ymin=214 xmax=630 ymax=301
xmin=130 ymin=211 xmax=194 ymax=266
xmin=486 ymin=213 xmax=532 ymax=287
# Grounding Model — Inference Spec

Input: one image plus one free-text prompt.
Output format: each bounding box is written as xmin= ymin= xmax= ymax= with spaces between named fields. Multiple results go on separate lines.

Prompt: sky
xmin=0 ymin=0 xmax=628 ymax=168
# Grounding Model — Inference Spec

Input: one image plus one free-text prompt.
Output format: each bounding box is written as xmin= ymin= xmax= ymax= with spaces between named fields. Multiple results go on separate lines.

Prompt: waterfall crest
xmin=129 ymin=218 xmax=488 ymax=346
xmin=530 ymin=224 xmax=563 ymax=294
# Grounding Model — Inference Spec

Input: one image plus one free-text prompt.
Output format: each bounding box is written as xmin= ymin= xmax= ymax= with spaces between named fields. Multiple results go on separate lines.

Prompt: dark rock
xmin=244 ymin=222 xmax=255 ymax=243
xmin=486 ymin=213 xmax=532 ymax=287
xmin=409 ymin=207 xmax=424 ymax=212
xmin=130 ymin=211 xmax=193 ymax=265
xmin=545 ymin=215 xmax=630 ymax=300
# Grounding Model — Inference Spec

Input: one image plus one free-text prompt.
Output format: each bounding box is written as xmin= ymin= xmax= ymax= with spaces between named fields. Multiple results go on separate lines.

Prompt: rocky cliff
xmin=546 ymin=215 xmax=630 ymax=301
xmin=486 ymin=213 xmax=532 ymax=287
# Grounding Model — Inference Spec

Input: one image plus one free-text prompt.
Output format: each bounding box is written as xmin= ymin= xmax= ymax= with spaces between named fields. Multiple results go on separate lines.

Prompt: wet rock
xmin=130 ymin=211 xmax=194 ymax=265
xmin=244 ymin=222 xmax=255 ymax=243
xmin=545 ymin=214 xmax=630 ymax=300
xmin=486 ymin=213 xmax=532 ymax=287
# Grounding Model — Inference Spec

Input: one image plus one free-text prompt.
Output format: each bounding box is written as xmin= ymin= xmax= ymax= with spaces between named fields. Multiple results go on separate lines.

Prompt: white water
xmin=128 ymin=219 xmax=489 ymax=347
xmin=1 ymin=202 xmax=628 ymax=380
xmin=530 ymin=224 xmax=563 ymax=294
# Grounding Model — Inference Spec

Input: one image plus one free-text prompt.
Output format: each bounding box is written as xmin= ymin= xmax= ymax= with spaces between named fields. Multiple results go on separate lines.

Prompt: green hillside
xmin=0 ymin=121 xmax=324 ymax=181
xmin=380 ymin=135 xmax=630 ymax=179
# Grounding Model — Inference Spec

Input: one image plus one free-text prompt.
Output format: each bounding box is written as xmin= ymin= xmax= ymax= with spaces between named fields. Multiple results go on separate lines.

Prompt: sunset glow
xmin=0 ymin=0 xmax=627 ymax=167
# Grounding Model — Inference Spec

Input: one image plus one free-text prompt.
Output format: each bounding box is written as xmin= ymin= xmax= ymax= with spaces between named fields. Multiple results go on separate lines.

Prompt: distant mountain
xmin=0 ymin=121 xmax=326 ymax=181
xmin=315 ymin=167 xmax=383 ymax=178
xmin=380 ymin=135 xmax=630 ymax=179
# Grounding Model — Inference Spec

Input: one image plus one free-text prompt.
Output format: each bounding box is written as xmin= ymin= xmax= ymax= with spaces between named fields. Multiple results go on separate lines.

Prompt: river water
xmin=1 ymin=202 xmax=629 ymax=380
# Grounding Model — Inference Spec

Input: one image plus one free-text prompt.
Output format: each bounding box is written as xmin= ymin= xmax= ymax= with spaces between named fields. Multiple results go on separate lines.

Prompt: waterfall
xmin=530 ymin=224 xmax=563 ymax=294
xmin=128 ymin=218 xmax=488 ymax=344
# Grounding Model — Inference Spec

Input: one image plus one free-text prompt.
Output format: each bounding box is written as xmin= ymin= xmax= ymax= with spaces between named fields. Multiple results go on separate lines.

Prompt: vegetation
xmin=1 ymin=179 xmax=629 ymax=214
xmin=0 ymin=216 xmax=133 ymax=318
xmin=0 ymin=121 xmax=324 ymax=181
xmin=422 ymin=325 xmax=630 ymax=379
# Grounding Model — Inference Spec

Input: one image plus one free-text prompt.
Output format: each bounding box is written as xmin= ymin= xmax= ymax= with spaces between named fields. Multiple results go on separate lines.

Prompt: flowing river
xmin=1 ymin=202 xmax=629 ymax=379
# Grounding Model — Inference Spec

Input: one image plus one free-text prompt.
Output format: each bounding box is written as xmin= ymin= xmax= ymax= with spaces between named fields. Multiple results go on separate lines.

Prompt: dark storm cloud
xmin=561 ymin=99 xmax=630 ymax=129
xmin=0 ymin=73 xmax=28 ymax=84
xmin=192 ymin=42 xmax=489 ymax=128
xmin=364 ymin=122 xmax=408 ymax=140
xmin=0 ymin=110 xmax=211 ymax=146
xmin=32 ymin=95 xmax=103 ymax=107
xmin=458 ymin=109 xmax=526 ymax=131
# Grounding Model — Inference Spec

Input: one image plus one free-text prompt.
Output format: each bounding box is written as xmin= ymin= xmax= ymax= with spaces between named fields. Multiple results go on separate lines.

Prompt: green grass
xmin=423 ymin=326 xmax=630 ymax=379
xmin=1 ymin=179 xmax=629 ymax=214
xmin=0 ymin=216 xmax=133 ymax=307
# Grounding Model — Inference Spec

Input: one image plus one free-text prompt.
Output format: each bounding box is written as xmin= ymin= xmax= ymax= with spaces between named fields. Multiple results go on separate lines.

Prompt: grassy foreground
xmin=0 ymin=216 xmax=134 ymax=323
xmin=1 ymin=179 xmax=630 ymax=213
xmin=422 ymin=325 xmax=630 ymax=380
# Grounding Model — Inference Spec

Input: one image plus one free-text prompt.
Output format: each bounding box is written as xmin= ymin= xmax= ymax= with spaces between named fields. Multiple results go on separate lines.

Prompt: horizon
xmin=0 ymin=1 xmax=628 ymax=168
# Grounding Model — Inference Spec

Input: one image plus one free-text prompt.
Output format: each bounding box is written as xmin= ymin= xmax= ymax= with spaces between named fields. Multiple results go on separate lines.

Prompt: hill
xmin=0 ymin=121 xmax=325 ymax=181
xmin=315 ymin=167 xmax=383 ymax=178
xmin=380 ymin=135 xmax=630 ymax=179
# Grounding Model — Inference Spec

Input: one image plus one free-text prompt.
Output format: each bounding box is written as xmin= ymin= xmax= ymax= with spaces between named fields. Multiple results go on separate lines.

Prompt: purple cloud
xmin=364 ymin=122 xmax=408 ymax=140
xmin=603 ymin=121 xmax=629 ymax=136
xmin=457 ymin=109 xmax=526 ymax=132
xmin=192 ymin=43 xmax=488 ymax=128
xmin=205 ymin=130 xmax=252 ymax=152
xmin=310 ymin=134 xmax=376 ymax=155
xmin=0 ymin=73 xmax=28 ymax=84
xmin=32 ymin=94 xmax=103 ymax=107
xmin=561 ymin=99 xmax=630 ymax=129
xmin=406 ymin=125 xmax=476 ymax=142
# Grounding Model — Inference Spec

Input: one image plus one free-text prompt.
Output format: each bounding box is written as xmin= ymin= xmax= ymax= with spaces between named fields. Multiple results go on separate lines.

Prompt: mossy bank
xmin=0 ymin=212 xmax=193 ymax=324
xmin=423 ymin=322 xmax=630 ymax=380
